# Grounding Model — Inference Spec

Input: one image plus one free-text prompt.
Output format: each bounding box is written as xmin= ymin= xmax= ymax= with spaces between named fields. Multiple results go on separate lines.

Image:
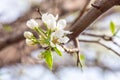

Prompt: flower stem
xmin=35 ymin=27 xmax=47 ymax=39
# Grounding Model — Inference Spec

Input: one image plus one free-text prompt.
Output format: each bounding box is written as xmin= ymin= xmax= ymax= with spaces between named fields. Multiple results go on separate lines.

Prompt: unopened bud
xmin=24 ymin=31 xmax=33 ymax=39
xmin=26 ymin=19 xmax=39 ymax=29
xmin=26 ymin=39 xmax=35 ymax=46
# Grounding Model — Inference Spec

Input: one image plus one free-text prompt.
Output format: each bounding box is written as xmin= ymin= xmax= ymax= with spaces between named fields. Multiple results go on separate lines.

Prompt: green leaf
xmin=53 ymin=47 xmax=62 ymax=56
xmin=79 ymin=54 xmax=86 ymax=66
xmin=44 ymin=50 xmax=53 ymax=70
xmin=80 ymin=54 xmax=85 ymax=61
xmin=110 ymin=21 xmax=116 ymax=35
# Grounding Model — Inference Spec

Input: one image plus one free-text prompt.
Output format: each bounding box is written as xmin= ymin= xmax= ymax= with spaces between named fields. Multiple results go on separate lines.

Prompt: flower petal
xmin=55 ymin=14 xmax=58 ymax=20
xmin=42 ymin=13 xmax=48 ymax=23
xmin=26 ymin=39 xmax=34 ymax=46
xmin=53 ymin=30 xmax=64 ymax=38
xmin=63 ymin=30 xmax=72 ymax=34
xmin=26 ymin=19 xmax=38 ymax=29
xmin=50 ymin=42 xmax=55 ymax=47
xmin=24 ymin=31 xmax=33 ymax=39
xmin=58 ymin=36 xmax=69 ymax=43
xmin=48 ymin=20 xmax=56 ymax=30
xmin=42 ymin=13 xmax=57 ymax=30
xmin=47 ymin=14 xmax=55 ymax=21
xmin=57 ymin=19 xmax=66 ymax=29
xmin=41 ymin=43 xmax=48 ymax=48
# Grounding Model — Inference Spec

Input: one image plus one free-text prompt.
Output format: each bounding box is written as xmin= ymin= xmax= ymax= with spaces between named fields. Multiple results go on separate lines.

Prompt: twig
xmin=62 ymin=45 xmax=79 ymax=53
xmin=79 ymin=39 xmax=120 ymax=57
xmin=73 ymin=38 xmax=82 ymax=67
xmin=35 ymin=8 xmax=42 ymax=19
xmin=81 ymin=32 xmax=112 ymax=41
xmin=81 ymin=32 xmax=120 ymax=47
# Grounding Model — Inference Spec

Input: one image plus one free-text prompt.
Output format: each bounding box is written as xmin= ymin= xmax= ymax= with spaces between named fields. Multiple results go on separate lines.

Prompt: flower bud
xmin=42 ymin=13 xmax=57 ymax=30
xmin=24 ymin=31 xmax=33 ymax=39
xmin=26 ymin=39 xmax=35 ymax=46
xmin=26 ymin=19 xmax=39 ymax=29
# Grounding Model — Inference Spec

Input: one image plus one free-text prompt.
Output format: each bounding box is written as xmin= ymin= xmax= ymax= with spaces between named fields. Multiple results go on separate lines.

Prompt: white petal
xmin=63 ymin=30 xmax=72 ymax=34
xmin=26 ymin=19 xmax=38 ymax=29
xmin=51 ymin=32 xmax=55 ymax=40
xmin=56 ymin=44 xmax=64 ymax=52
xmin=52 ymin=29 xmax=71 ymax=39
xmin=48 ymin=20 xmax=56 ymax=30
xmin=41 ymin=43 xmax=48 ymax=47
xmin=50 ymin=42 xmax=55 ymax=47
xmin=26 ymin=39 xmax=34 ymax=46
xmin=24 ymin=31 xmax=33 ymax=39
xmin=47 ymin=14 xmax=55 ymax=20
xmin=42 ymin=13 xmax=48 ymax=23
xmin=55 ymin=14 xmax=58 ymax=20
xmin=53 ymin=30 xmax=64 ymax=38
xmin=42 ymin=13 xmax=57 ymax=30
xmin=58 ymin=36 xmax=69 ymax=43
xmin=57 ymin=19 xmax=66 ymax=29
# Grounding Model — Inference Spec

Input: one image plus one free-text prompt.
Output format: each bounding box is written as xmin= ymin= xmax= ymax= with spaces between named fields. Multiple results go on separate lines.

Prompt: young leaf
xmin=44 ymin=50 xmax=53 ymax=70
xmin=80 ymin=54 xmax=85 ymax=61
xmin=110 ymin=21 xmax=116 ymax=35
xmin=79 ymin=54 xmax=86 ymax=66
xmin=53 ymin=47 xmax=62 ymax=56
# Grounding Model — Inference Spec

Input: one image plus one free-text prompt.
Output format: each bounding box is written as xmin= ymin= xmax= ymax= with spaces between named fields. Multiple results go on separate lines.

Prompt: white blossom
xmin=26 ymin=39 xmax=34 ymax=46
xmin=26 ymin=19 xmax=39 ymax=29
xmin=24 ymin=31 xmax=33 ymax=39
xmin=42 ymin=13 xmax=57 ymax=30
xmin=42 ymin=13 xmax=68 ymax=31
xmin=51 ymin=29 xmax=71 ymax=44
xmin=42 ymin=13 xmax=58 ymax=23
xmin=25 ymin=13 xmax=72 ymax=51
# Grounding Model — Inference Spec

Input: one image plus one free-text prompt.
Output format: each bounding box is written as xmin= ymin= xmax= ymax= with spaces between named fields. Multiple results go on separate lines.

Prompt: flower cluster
xmin=24 ymin=13 xmax=71 ymax=69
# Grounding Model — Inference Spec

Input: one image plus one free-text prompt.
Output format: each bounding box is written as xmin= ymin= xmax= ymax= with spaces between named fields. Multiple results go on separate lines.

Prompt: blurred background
xmin=0 ymin=0 xmax=120 ymax=80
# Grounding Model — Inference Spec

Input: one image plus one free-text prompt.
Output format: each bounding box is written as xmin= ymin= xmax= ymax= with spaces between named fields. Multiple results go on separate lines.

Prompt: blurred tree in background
xmin=0 ymin=0 xmax=120 ymax=80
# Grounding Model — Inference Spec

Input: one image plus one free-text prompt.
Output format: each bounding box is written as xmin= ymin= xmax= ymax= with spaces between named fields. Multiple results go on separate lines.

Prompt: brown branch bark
xmin=0 ymin=30 xmax=25 ymax=50
xmin=68 ymin=0 xmax=120 ymax=39
xmin=71 ymin=0 xmax=91 ymax=26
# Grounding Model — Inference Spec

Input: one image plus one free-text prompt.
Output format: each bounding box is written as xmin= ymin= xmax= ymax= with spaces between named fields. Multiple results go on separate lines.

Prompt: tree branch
xmin=71 ymin=0 xmax=91 ymax=26
xmin=68 ymin=0 xmax=120 ymax=39
xmin=73 ymin=38 xmax=82 ymax=67
xmin=81 ymin=32 xmax=120 ymax=47
xmin=79 ymin=39 xmax=120 ymax=57
xmin=0 ymin=30 xmax=25 ymax=50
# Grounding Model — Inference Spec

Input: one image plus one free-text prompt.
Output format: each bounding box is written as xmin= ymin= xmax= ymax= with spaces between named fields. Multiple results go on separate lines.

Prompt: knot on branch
xmin=91 ymin=4 xmax=102 ymax=13
xmin=91 ymin=0 xmax=120 ymax=13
